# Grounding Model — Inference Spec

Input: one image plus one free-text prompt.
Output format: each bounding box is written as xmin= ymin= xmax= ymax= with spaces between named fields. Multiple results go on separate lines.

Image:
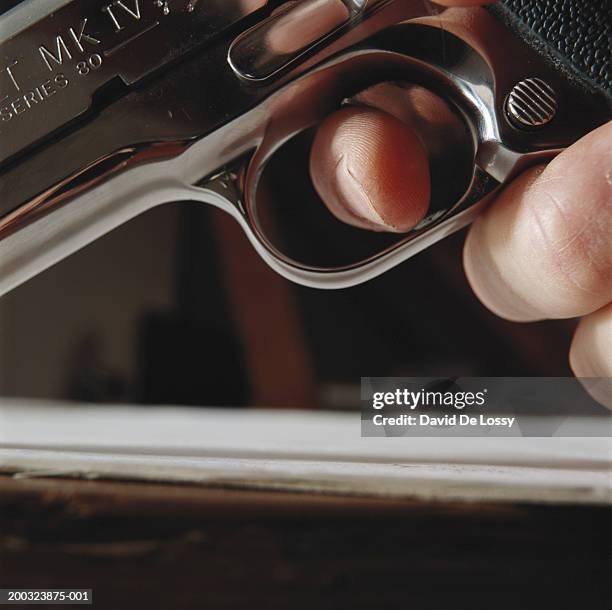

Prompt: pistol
xmin=0 ymin=0 xmax=609 ymax=294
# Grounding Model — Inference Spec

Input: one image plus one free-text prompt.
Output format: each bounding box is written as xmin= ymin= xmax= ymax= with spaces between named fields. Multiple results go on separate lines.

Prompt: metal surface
xmin=228 ymin=0 xmax=351 ymax=82
xmin=0 ymin=0 xmax=610 ymax=295
xmin=0 ymin=0 xmax=270 ymax=165
xmin=505 ymin=77 xmax=558 ymax=129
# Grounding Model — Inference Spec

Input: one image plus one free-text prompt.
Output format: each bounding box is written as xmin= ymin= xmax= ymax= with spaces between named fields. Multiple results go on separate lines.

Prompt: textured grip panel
xmin=493 ymin=0 xmax=611 ymax=97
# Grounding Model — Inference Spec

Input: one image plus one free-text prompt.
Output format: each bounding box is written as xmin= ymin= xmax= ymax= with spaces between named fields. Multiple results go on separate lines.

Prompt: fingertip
xmin=310 ymin=107 xmax=431 ymax=233
xmin=570 ymin=303 xmax=612 ymax=408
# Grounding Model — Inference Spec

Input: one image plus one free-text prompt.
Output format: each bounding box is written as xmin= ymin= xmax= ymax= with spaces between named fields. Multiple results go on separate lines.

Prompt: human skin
xmin=309 ymin=0 xmax=612 ymax=407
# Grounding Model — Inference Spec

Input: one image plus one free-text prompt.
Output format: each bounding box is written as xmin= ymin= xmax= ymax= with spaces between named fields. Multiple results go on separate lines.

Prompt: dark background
xmin=0 ymin=196 xmax=577 ymax=410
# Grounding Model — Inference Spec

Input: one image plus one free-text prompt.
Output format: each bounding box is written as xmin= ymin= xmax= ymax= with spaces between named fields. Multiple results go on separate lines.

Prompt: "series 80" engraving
xmin=0 ymin=0 xmax=268 ymax=165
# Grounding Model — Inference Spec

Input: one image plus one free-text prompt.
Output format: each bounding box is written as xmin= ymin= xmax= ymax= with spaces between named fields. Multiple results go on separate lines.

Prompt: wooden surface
xmin=1 ymin=475 xmax=610 ymax=609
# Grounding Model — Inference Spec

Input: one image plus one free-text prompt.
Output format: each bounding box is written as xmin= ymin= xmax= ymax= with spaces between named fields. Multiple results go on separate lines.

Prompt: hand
xmin=309 ymin=0 xmax=612 ymax=406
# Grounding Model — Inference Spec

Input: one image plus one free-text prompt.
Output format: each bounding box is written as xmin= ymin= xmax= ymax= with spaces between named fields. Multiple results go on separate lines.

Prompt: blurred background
xmin=0 ymin=156 xmax=578 ymax=411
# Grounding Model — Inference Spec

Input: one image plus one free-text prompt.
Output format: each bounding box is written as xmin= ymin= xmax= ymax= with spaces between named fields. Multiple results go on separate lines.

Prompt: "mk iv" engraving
xmin=37 ymin=1 xmax=143 ymax=72
xmin=39 ymin=19 xmax=101 ymax=71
